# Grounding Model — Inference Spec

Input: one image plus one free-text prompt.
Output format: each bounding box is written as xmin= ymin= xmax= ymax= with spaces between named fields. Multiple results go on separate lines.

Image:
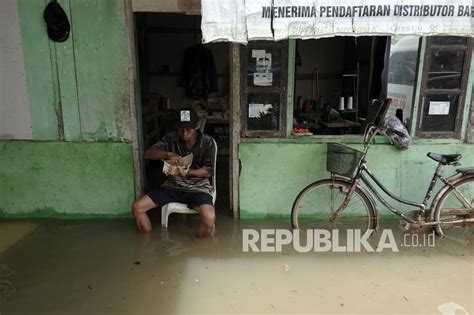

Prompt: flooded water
xmin=0 ymin=215 xmax=472 ymax=314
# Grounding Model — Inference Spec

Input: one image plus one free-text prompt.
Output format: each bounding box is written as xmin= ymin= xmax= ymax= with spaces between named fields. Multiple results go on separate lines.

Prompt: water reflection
xmin=0 ymin=217 xmax=471 ymax=314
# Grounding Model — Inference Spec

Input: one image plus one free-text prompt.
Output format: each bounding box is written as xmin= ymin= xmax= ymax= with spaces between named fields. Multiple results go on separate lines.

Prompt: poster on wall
xmin=252 ymin=49 xmax=273 ymax=86
xmin=201 ymin=0 xmax=474 ymax=43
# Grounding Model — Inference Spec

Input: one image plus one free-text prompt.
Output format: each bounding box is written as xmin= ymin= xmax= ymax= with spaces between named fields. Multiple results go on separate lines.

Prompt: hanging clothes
xmin=180 ymin=44 xmax=218 ymax=98
xmin=369 ymin=36 xmax=390 ymax=100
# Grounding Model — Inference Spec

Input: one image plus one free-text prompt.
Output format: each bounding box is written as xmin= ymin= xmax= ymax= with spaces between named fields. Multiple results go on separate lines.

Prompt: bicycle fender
xmin=357 ymin=184 xmax=380 ymax=231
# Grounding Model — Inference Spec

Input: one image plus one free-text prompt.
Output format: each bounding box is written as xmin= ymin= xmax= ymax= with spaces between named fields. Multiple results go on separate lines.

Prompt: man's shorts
xmin=146 ymin=187 xmax=213 ymax=209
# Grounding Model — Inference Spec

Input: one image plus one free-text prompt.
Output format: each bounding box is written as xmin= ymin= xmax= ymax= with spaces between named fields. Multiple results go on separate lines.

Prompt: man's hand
xmin=145 ymin=148 xmax=180 ymax=161
xmin=168 ymin=154 xmax=184 ymax=166
xmin=187 ymin=168 xmax=211 ymax=178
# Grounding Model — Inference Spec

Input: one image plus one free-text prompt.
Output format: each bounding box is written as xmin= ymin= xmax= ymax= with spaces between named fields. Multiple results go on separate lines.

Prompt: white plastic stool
xmin=161 ymin=138 xmax=217 ymax=228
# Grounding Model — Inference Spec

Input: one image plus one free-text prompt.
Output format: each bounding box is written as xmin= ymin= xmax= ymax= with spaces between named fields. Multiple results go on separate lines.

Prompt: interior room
xmin=292 ymin=36 xmax=395 ymax=135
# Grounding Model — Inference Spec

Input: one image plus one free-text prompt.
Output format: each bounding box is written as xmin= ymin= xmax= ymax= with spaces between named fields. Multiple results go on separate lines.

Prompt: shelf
xmin=295 ymin=73 xmax=342 ymax=80
xmin=206 ymin=117 xmax=229 ymax=124
xmin=147 ymin=71 xmax=229 ymax=78
xmin=143 ymin=113 xmax=159 ymax=121
xmin=320 ymin=120 xmax=360 ymax=128
xmin=295 ymin=73 xmax=358 ymax=80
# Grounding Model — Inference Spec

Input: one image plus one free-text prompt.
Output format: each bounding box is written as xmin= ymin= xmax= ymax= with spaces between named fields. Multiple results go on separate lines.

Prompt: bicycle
xmin=291 ymin=99 xmax=474 ymax=241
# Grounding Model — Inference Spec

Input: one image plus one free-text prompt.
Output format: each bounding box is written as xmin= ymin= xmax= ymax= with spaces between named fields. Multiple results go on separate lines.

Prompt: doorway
xmin=134 ymin=12 xmax=231 ymax=215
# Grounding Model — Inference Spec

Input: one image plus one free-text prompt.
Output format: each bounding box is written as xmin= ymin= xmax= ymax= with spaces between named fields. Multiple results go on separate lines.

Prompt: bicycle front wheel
xmin=291 ymin=179 xmax=377 ymax=233
xmin=434 ymin=176 xmax=474 ymax=242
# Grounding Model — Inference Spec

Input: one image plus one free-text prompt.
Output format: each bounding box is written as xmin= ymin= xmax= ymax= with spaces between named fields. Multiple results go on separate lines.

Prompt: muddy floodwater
xmin=0 ymin=216 xmax=472 ymax=314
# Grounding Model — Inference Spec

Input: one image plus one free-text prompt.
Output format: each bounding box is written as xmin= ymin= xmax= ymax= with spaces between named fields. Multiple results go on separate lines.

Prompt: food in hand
xmin=167 ymin=166 xmax=179 ymax=176
xmin=178 ymin=165 xmax=190 ymax=176
xmin=164 ymin=162 xmax=190 ymax=176
xmin=163 ymin=153 xmax=193 ymax=176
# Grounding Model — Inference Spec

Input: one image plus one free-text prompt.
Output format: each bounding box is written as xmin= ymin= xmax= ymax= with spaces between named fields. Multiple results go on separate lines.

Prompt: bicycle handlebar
xmin=363 ymin=124 xmax=379 ymax=146
xmin=363 ymin=123 xmax=408 ymax=148
xmin=362 ymin=124 xmax=391 ymax=149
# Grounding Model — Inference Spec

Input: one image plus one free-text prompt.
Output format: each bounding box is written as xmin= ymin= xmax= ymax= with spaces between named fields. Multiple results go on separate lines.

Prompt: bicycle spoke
xmin=292 ymin=180 xmax=374 ymax=233
xmin=435 ymin=177 xmax=474 ymax=243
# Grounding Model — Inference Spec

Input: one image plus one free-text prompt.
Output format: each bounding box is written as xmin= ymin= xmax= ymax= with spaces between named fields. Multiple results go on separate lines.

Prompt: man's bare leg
xmin=132 ymin=195 xmax=157 ymax=232
xmin=195 ymin=204 xmax=216 ymax=238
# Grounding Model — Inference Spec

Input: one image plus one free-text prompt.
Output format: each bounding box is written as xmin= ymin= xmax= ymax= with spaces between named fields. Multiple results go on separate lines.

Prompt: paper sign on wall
xmin=252 ymin=50 xmax=273 ymax=86
xmin=428 ymin=101 xmax=450 ymax=115
xmin=254 ymin=72 xmax=273 ymax=86
xmin=249 ymin=103 xmax=274 ymax=118
xmin=252 ymin=49 xmax=265 ymax=58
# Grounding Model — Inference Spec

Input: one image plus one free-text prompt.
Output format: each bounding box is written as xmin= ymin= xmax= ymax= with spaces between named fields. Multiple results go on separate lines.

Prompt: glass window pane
xmin=431 ymin=36 xmax=467 ymax=45
xmin=388 ymin=50 xmax=418 ymax=85
xmin=427 ymin=50 xmax=465 ymax=89
xmin=429 ymin=50 xmax=465 ymax=73
xmin=247 ymin=92 xmax=280 ymax=131
xmin=421 ymin=94 xmax=459 ymax=132
xmin=387 ymin=36 xmax=420 ymax=124
xmin=427 ymin=73 xmax=462 ymax=89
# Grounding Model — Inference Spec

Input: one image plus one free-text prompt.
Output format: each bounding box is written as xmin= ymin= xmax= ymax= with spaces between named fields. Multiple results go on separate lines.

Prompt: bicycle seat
xmin=455 ymin=167 xmax=474 ymax=175
xmin=427 ymin=152 xmax=462 ymax=165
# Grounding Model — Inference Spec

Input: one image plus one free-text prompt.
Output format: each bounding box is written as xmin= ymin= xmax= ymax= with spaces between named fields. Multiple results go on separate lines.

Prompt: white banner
xmin=202 ymin=0 xmax=474 ymax=43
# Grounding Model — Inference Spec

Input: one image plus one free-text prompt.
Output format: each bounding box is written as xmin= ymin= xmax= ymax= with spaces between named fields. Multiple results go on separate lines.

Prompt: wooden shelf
xmin=295 ymin=73 xmax=358 ymax=80
xmin=206 ymin=117 xmax=229 ymax=124
xmin=147 ymin=71 xmax=229 ymax=78
xmin=295 ymin=73 xmax=341 ymax=80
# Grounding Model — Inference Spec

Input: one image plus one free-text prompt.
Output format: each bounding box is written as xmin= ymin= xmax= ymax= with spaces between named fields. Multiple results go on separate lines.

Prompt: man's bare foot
xmin=134 ymin=213 xmax=152 ymax=232
xmin=196 ymin=223 xmax=215 ymax=238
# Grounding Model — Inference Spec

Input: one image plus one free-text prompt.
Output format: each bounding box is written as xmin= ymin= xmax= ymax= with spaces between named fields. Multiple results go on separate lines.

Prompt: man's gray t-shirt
xmin=153 ymin=131 xmax=215 ymax=195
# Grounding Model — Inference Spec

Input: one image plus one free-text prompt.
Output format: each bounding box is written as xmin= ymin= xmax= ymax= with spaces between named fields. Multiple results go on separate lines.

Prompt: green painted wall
xmin=17 ymin=0 xmax=59 ymax=140
xmin=239 ymin=139 xmax=474 ymax=218
xmin=70 ymin=0 xmax=131 ymax=142
xmin=0 ymin=141 xmax=134 ymax=218
xmin=4 ymin=0 xmax=136 ymax=219
xmin=17 ymin=0 xmax=132 ymax=142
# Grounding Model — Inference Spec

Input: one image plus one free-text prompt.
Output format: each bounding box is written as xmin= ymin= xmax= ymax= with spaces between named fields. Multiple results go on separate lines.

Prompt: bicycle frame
xmin=357 ymin=164 xmax=435 ymax=223
xmin=337 ymin=124 xmax=468 ymax=224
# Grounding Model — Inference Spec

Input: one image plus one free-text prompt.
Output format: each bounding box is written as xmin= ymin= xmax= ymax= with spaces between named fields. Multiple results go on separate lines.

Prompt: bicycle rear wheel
xmin=291 ymin=179 xmax=377 ymax=234
xmin=434 ymin=176 xmax=474 ymax=242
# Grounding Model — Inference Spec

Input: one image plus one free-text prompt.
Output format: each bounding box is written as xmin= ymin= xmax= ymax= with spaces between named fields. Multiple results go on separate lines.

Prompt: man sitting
xmin=132 ymin=108 xmax=216 ymax=238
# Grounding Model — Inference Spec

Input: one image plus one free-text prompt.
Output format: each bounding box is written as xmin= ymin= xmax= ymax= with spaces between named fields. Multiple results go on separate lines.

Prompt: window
xmin=290 ymin=36 xmax=471 ymax=138
xmin=387 ymin=36 xmax=421 ymax=125
xmin=416 ymin=37 xmax=472 ymax=138
xmin=241 ymin=41 xmax=288 ymax=137
xmin=292 ymin=36 xmax=420 ymax=136
xmin=388 ymin=50 xmax=418 ymax=86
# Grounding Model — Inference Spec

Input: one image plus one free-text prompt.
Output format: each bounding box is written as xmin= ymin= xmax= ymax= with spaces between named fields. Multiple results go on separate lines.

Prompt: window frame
xmin=415 ymin=37 xmax=473 ymax=139
xmin=240 ymin=41 xmax=288 ymax=138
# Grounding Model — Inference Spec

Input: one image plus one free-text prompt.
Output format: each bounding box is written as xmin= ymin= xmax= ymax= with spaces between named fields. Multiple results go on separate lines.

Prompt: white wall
xmin=0 ymin=0 xmax=32 ymax=139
